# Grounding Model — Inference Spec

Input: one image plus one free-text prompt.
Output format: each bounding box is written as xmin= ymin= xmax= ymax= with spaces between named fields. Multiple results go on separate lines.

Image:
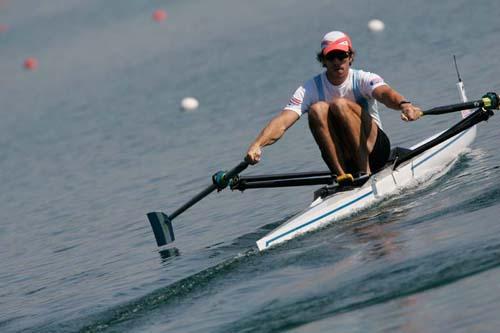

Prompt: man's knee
xmin=308 ymin=101 xmax=330 ymax=124
xmin=328 ymin=98 xmax=351 ymax=120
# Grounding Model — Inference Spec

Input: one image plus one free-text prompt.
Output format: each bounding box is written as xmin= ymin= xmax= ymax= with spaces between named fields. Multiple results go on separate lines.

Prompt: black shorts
xmin=369 ymin=127 xmax=391 ymax=172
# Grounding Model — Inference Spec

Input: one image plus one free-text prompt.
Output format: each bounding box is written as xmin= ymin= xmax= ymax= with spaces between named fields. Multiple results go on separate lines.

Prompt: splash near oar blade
xmin=147 ymin=212 xmax=175 ymax=247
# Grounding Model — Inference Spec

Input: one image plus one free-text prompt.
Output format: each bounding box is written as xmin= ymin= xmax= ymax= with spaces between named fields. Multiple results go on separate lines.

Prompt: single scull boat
xmin=147 ymin=64 xmax=499 ymax=252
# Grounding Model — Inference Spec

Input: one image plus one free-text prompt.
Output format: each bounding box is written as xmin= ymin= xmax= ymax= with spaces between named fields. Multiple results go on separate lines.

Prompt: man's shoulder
xmin=351 ymin=68 xmax=380 ymax=77
xmin=352 ymin=68 xmax=385 ymax=85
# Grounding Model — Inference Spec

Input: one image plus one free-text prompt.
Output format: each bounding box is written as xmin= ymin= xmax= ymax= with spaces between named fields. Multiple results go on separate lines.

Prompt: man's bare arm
xmin=373 ymin=85 xmax=421 ymax=121
xmin=246 ymin=110 xmax=300 ymax=164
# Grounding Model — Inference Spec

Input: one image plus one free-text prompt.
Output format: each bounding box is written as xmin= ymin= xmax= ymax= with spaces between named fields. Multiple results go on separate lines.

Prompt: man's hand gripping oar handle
xmin=419 ymin=92 xmax=500 ymax=117
xmin=147 ymin=160 xmax=249 ymax=247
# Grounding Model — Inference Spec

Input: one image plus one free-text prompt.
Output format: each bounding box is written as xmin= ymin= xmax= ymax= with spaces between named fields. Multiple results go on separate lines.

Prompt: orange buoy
xmin=152 ymin=9 xmax=167 ymax=22
xmin=23 ymin=57 xmax=38 ymax=71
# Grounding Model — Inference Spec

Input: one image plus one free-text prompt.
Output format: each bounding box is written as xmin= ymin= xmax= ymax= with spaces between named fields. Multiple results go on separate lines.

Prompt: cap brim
xmin=323 ymin=44 xmax=350 ymax=55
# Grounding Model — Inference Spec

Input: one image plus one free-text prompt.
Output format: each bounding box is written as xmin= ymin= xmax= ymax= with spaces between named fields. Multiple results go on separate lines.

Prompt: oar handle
xmin=421 ymin=92 xmax=499 ymax=116
xmin=226 ymin=160 xmax=250 ymax=179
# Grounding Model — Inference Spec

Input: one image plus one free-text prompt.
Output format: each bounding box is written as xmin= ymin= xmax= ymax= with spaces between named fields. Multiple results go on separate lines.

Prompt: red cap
xmin=321 ymin=31 xmax=352 ymax=55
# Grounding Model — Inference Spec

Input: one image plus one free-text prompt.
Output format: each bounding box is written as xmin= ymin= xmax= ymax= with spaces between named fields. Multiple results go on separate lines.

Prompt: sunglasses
xmin=325 ymin=51 xmax=351 ymax=61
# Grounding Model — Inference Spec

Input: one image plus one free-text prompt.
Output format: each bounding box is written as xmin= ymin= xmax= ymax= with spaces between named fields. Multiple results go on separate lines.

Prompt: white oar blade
xmin=147 ymin=212 xmax=175 ymax=247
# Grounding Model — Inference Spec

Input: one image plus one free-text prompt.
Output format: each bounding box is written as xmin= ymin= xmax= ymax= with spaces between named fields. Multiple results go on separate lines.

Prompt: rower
xmin=245 ymin=31 xmax=422 ymax=184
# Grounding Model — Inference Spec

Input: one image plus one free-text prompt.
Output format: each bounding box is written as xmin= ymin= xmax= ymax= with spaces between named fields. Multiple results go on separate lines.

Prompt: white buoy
xmin=180 ymin=97 xmax=199 ymax=111
xmin=368 ymin=19 xmax=385 ymax=32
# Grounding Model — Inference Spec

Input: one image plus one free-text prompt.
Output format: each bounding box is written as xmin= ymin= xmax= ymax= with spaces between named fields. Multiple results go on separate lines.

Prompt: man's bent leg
xmin=328 ymin=98 xmax=378 ymax=174
xmin=308 ymin=102 xmax=347 ymax=175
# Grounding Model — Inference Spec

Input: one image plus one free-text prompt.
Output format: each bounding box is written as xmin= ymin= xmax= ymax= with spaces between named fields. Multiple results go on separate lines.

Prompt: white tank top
xmin=284 ymin=68 xmax=387 ymax=129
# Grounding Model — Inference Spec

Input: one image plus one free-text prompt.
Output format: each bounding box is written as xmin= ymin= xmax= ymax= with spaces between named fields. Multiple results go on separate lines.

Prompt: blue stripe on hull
xmin=264 ymin=127 xmax=474 ymax=249
xmin=266 ymin=191 xmax=373 ymax=247
xmin=412 ymin=129 xmax=468 ymax=170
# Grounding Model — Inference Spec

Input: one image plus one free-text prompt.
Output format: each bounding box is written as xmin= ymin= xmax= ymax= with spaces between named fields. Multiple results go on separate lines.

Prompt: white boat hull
xmin=256 ymin=125 xmax=476 ymax=251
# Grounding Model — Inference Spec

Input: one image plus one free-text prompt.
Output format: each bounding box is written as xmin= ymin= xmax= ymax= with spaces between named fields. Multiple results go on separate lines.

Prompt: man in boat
xmin=245 ymin=31 xmax=422 ymax=184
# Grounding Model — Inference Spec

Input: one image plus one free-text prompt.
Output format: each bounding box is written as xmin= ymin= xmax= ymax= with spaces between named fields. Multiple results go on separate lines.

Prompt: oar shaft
xmin=422 ymin=93 xmax=498 ymax=116
xmin=169 ymin=184 xmax=217 ymax=220
xmin=225 ymin=160 xmax=250 ymax=180
xmin=169 ymin=160 xmax=249 ymax=220
xmin=422 ymin=99 xmax=484 ymax=116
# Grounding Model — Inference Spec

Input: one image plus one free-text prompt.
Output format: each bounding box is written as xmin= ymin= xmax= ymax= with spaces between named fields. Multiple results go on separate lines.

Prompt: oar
xmin=147 ymin=160 xmax=249 ymax=247
xmin=394 ymin=103 xmax=496 ymax=169
xmin=394 ymin=92 xmax=499 ymax=169
xmin=419 ymin=92 xmax=499 ymax=116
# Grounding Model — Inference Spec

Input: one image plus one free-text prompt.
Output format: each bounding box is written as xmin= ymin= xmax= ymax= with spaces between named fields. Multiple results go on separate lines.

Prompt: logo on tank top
xmin=369 ymin=75 xmax=384 ymax=86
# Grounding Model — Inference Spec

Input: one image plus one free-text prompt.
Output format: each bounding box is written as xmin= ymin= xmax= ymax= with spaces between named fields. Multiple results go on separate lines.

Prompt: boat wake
xmin=221 ymin=236 xmax=500 ymax=333
xmin=41 ymin=151 xmax=500 ymax=333
xmin=46 ymin=249 xmax=259 ymax=333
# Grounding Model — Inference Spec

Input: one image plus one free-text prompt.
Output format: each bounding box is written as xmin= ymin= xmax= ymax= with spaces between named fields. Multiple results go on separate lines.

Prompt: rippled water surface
xmin=1 ymin=0 xmax=500 ymax=332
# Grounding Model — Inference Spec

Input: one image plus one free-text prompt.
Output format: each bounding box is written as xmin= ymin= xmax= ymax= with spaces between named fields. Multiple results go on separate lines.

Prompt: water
xmin=1 ymin=0 xmax=500 ymax=332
